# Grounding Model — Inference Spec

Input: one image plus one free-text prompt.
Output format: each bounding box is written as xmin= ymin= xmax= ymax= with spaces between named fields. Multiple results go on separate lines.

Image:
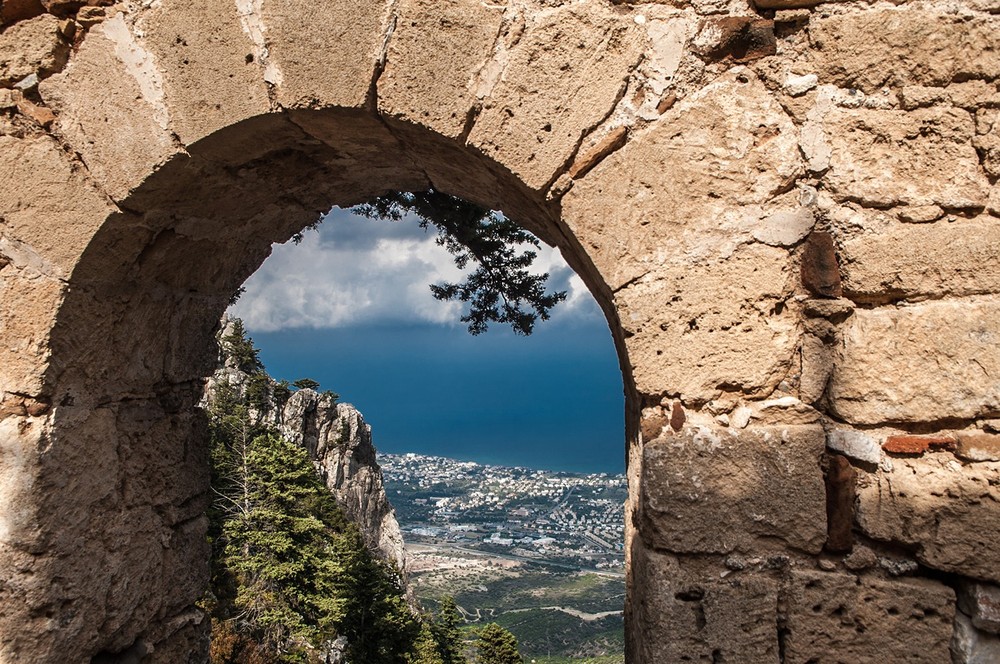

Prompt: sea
xmin=252 ymin=321 xmax=626 ymax=475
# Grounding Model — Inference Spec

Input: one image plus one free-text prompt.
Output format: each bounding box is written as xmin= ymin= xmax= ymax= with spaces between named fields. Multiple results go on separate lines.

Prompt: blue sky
xmin=231 ymin=208 xmax=625 ymax=474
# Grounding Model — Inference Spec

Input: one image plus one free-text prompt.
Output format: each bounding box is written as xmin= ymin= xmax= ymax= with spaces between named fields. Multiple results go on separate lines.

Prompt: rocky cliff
xmin=206 ymin=318 xmax=408 ymax=575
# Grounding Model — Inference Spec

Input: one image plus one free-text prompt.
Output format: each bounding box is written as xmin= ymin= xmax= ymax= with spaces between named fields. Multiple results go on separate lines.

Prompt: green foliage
xmin=476 ymin=623 xmax=522 ymax=664
xmin=207 ymin=327 xmax=428 ymax=664
xmin=408 ymin=622 xmax=446 ymax=664
xmin=292 ymin=378 xmax=321 ymax=391
xmin=273 ymin=380 xmax=292 ymax=410
xmin=331 ymin=526 xmax=421 ymax=663
xmin=221 ymin=319 xmax=265 ymax=375
xmin=353 ymin=191 xmax=567 ymax=336
xmin=209 ymin=429 xmax=350 ymax=661
xmin=431 ymin=597 xmax=466 ymax=664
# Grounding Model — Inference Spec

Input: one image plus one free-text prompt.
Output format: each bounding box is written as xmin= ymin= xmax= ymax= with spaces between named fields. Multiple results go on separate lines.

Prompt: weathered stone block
xmin=39 ymin=17 xmax=181 ymax=200
xmin=562 ymin=69 xmax=802 ymax=291
xmin=616 ymin=243 xmax=800 ymax=402
xmin=826 ymin=429 xmax=880 ymax=466
xmin=829 ymin=300 xmax=1000 ymax=424
xmin=0 ymin=134 xmax=116 ymax=275
xmin=956 ymin=432 xmax=1000 ymax=463
xmin=134 ymin=0 xmax=271 ymax=144
xmin=378 ymin=0 xmax=504 ymax=140
xmin=641 ymin=424 xmax=826 ymax=554
xmin=264 ymin=0 xmax=391 ymax=109
xmin=0 ymin=0 xmax=44 ymax=25
xmin=631 ymin=543 xmax=781 ymax=663
xmin=809 ymin=9 xmax=1000 ymax=94
xmin=0 ymin=13 xmax=65 ymax=86
xmin=0 ymin=270 xmax=64 ymax=397
xmin=841 ymin=217 xmax=1000 ymax=304
xmin=856 ymin=455 xmax=1000 ymax=583
xmin=953 ymin=611 xmax=1000 ymax=664
xmin=959 ymin=582 xmax=1000 ymax=635
xmin=975 ymin=108 xmax=1000 ymax=178
xmin=784 ymin=569 xmax=955 ymax=663
xmin=821 ymin=107 xmax=988 ymax=209
xmin=468 ymin=3 xmax=643 ymax=190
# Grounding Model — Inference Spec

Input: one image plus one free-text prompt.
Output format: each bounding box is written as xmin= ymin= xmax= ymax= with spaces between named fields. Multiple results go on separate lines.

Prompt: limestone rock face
xmin=808 ymin=9 xmax=1000 ymax=93
xmin=0 ymin=13 xmax=65 ymax=87
xmin=206 ymin=319 xmax=407 ymax=574
xmin=840 ymin=216 xmax=1000 ymax=303
xmin=278 ymin=394 xmax=407 ymax=573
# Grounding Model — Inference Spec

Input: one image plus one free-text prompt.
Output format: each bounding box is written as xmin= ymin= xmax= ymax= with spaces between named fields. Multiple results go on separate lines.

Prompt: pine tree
xmin=408 ymin=622 xmax=446 ymax=664
xmin=207 ymin=321 xmax=431 ymax=664
xmin=213 ymin=432 xmax=349 ymax=661
xmin=353 ymin=191 xmax=566 ymax=336
xmin=332 ymin=526 xmax=421 ymax=664
xmin=475 ymin=624 xmax=522 ymax=664
xmin=432 ymin=597 xmax=466 ymax=664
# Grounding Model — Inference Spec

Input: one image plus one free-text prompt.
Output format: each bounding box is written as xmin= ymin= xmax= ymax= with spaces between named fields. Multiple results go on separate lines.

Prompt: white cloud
xmin=231 ymin=210 xmax=603 ymax=332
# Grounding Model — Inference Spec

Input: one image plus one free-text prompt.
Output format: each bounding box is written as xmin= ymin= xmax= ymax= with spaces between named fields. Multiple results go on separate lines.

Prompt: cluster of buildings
xmin=379 ymin=453 xmax=626 ymax=570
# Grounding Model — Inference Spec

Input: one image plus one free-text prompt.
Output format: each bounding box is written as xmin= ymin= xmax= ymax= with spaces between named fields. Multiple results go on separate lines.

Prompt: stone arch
xmin=1 ymin=0 xmax=999 ymax=662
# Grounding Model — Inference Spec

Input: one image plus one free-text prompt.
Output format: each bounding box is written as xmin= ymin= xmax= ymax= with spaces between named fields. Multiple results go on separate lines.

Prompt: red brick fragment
xmin=801 ymin=231 xmax=843 ymax=298
xmin=670 ymin=401 xmax=685 ymax=431
xmin=883 ymin=435 xmax=956 ymax=455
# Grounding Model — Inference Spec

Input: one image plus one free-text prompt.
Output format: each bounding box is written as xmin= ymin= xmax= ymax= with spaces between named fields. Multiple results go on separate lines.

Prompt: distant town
xmin=379 ymin=453 xmax=627 ymax=571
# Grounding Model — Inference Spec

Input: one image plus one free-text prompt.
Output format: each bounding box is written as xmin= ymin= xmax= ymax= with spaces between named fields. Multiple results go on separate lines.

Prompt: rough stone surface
xmin=829 ymin=300 xmax=1000 ymax=425
xmin=959 ymin=582 xmax=1000 ymax=635
xmin=0 ymin=13 xmax=65 ymax=87
xmin=821 ymin=107 xmax=989 ymax=209
xmin=784 ymin=569 xmax=956 ymax=663
xmin=134 ymin=0 xmax=271 ymax=144
xmin=752 ymin=207 xmax=814 ymax=247
xmin=630 ymin=543 xmax=781 ymax=663
xmin=826 ymin=429 xmax=880 ymax=466
xmin=263 ymin=0 xmax=391 ymax=109
xmin=976 ymin=108 xmax=1000 ymax=178
xmin=468 ymin=3 xmax=643 ymax=190
xmin=856 ymin=455 xmax=1000 ymax=583
xmin=39 ymin=17 xmax=181 ymax=199
xmin=4 ymin=1 xmax=1000 ymax=661
xmin=378 ymin=0 xmax=504 ymax=140
xmin=953 ymin=611 xmax=1000 ymax=664
xmin=841 ymin=217 xmax=1000 ymax=304
xmin=809 ymin=9 xmax=1000 ymax=94
xmin=957 ymin=432 xmax=1000 ymax=463
xmin=641 ymin=424 xmax=827 ymax=555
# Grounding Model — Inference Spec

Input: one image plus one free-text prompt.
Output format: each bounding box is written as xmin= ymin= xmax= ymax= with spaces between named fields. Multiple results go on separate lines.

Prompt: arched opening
xmin=31 ymin=109 xmax=638 ymax=661
xmin=220 ymin=199 xmax=627 ymax=660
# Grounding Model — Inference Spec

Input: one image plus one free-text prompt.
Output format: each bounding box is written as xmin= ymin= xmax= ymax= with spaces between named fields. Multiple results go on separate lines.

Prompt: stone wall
xmin=0 ymin=0 xmax=997 ymax=662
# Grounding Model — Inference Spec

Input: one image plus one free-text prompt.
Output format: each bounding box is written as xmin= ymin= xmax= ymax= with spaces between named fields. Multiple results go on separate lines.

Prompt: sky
xmin=230 ymin=207 xmax=625 ymax=474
